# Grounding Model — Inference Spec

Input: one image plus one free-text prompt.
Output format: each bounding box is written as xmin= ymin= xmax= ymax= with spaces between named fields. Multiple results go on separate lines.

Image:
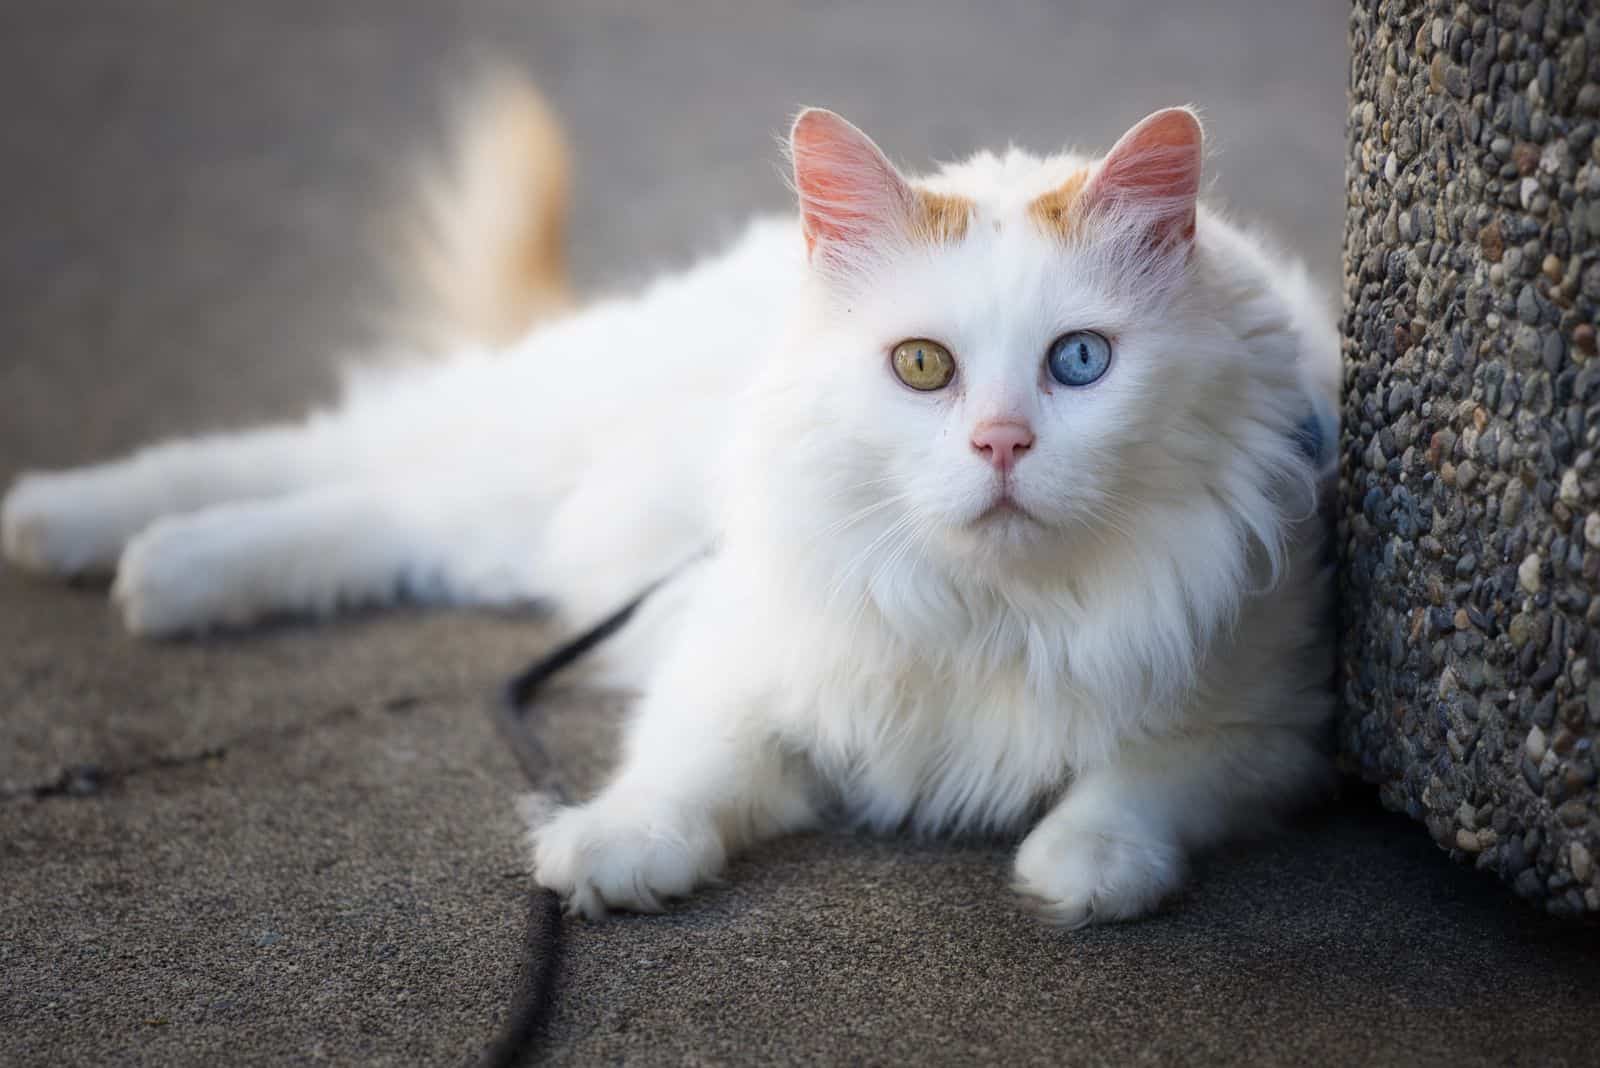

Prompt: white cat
xmin=2 ymin=82 xmax=1338 ymax=927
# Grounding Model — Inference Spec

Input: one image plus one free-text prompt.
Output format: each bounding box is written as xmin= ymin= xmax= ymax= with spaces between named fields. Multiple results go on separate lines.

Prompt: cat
xmin=2 ymin=79 xmax=1339 ymax=927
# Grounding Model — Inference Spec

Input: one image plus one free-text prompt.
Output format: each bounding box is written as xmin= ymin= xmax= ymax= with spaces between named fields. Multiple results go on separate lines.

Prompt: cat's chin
xmin=974 ymin=498 xmax=1033 ymax=524
xmin=939 ymin=500 xmax=1050 ymax=562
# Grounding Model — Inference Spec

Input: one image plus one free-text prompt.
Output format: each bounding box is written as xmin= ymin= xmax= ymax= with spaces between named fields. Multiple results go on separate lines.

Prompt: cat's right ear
xmin=790 ymin=109 xmax=915 ymax=262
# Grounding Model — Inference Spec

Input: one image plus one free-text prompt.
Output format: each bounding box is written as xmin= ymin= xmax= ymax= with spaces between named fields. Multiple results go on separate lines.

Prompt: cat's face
xmin=776 ymin=108 xmax=1238 ymax=582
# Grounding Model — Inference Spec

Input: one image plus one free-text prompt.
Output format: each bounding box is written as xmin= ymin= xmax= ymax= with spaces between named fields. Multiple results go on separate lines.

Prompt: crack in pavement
xmin=3 ymin=691 xmax=440 ymax=803
xmin=5 ymin=746 xmax=229 ymax=801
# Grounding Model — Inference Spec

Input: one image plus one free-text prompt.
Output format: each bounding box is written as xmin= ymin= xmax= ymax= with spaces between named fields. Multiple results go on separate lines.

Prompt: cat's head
xmin=752 ymin=106 xmax=1315 ymax=609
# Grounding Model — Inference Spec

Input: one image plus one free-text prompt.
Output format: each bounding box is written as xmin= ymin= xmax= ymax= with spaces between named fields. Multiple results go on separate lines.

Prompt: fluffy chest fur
xmin=794 ymin=647 xmax=1077 ymax=835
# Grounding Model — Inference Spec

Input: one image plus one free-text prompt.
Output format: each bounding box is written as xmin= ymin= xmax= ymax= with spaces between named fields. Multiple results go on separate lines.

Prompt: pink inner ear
xmin=1086 ymin=107 xmax=1203 ymax=244
xmin=790 ymin=109 xmax=911 ymax=256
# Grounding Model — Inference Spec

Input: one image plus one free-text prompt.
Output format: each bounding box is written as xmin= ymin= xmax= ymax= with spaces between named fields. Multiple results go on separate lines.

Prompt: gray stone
xmin=1517 ymin=284 xmax=1540 ymax=323
xmin=1513 ymin=324 xmax=1542 ymax=362
xmin=1575 ymin=839 xmax=1596 ymax=880
xmin=1388 ymin=380 xmax=1414 ymax=415
xmin=1582 ymin=261 xmax=1600 ymax=301
xmin=1542 ymin=330 xmax=1565 ymax=371
xmin=1519 ymin=1 xmax=1544 ymax=38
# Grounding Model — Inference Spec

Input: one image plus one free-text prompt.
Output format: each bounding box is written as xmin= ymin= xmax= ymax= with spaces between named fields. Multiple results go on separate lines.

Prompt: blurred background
xmin=0 ymin=0 xmax=1347 ymax=477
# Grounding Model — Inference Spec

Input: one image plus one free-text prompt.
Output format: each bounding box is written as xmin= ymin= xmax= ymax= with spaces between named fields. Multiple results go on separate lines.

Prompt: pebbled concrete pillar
xmin=1339 ymin=0 xmax=1600 ymax=916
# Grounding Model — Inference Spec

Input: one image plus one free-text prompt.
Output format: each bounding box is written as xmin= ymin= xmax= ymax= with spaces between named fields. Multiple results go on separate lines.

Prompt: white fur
xmin=3 ymin=124 xmax=1337 ymax=926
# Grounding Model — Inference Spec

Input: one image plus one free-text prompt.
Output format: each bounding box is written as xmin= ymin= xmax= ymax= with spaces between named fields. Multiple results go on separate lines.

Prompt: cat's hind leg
xmin=3 ymin=419 xmax=356 ymax=579
xmin=111 ymin=477 xmax=546 ymax=635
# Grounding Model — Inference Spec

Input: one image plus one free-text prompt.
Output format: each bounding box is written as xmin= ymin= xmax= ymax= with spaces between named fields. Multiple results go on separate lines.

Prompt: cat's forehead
xmin=914 ymin=147 xmax=1095 ymax=220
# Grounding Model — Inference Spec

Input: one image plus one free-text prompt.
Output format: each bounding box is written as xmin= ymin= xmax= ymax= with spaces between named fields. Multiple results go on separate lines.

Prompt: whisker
xmin=824 ymin=510 xmax=920 ymax=611
xmin=806 ymin=491 xmax=913 ymax=545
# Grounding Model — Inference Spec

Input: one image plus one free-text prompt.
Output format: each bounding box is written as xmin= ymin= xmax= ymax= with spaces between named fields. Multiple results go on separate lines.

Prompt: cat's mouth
xmin=973 ymin=492 xmax=1036 ymax=526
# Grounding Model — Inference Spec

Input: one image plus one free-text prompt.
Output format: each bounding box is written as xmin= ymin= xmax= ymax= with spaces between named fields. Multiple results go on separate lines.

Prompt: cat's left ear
xmin=1081 ymin=107 xmax=1203 ymax=249
xmin=790 ymin=109 xmax=915 ymax=260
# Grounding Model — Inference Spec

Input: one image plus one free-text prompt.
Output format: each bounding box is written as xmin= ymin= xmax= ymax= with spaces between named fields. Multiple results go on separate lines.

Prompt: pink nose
xmin=971 ymin=421 xmax=1035 ymax=472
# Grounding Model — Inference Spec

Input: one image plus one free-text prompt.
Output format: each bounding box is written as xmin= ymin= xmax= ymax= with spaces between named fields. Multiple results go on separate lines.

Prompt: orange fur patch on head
xmin=911 ymin=189 xmax=973 ymax=243
xmin=1027 ymin=169 xmax=1090 ymax=240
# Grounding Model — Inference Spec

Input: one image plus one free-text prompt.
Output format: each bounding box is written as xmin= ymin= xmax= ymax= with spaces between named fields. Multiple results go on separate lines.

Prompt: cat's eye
xmin=890 ymin=339 xmax=956 ymax=391
xmin=1046 ymin=331 xmax=1112 ymax=387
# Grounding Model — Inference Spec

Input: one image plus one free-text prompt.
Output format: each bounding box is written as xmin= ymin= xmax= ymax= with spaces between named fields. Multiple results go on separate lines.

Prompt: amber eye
xmin=890 ymin=339 xmax=956 ymax=391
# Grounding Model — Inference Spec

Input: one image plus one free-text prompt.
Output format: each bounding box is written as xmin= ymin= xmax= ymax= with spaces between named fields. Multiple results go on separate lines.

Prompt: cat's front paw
xmin=2 ymin=471 xmax=139 ymax=577
xmin=530 ymin=797 xmax=727 ymax=918
xmin=1013 ymin=815 xmax=1184 ymax=929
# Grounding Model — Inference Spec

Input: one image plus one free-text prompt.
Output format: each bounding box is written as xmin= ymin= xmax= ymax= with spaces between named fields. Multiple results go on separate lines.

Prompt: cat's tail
xmin=399 ymin=69 xmax=573 ymax=349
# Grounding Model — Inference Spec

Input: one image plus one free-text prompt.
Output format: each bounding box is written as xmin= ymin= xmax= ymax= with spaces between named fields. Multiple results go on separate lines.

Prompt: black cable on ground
xmin=478 ymin=887 xmax=565 ymax=1068
xmin=478 ymin=565 xmax=699 ymax=1067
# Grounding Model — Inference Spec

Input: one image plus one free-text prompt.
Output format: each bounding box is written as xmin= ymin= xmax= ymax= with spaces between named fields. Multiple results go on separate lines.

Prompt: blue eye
xmin=1046 ymin=331 xmax=1112 ymax=387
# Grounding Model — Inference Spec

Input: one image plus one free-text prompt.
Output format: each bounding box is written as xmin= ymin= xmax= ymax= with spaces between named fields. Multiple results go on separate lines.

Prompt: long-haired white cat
xmin=2 ymin=81 xmax=1337 ymax=926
